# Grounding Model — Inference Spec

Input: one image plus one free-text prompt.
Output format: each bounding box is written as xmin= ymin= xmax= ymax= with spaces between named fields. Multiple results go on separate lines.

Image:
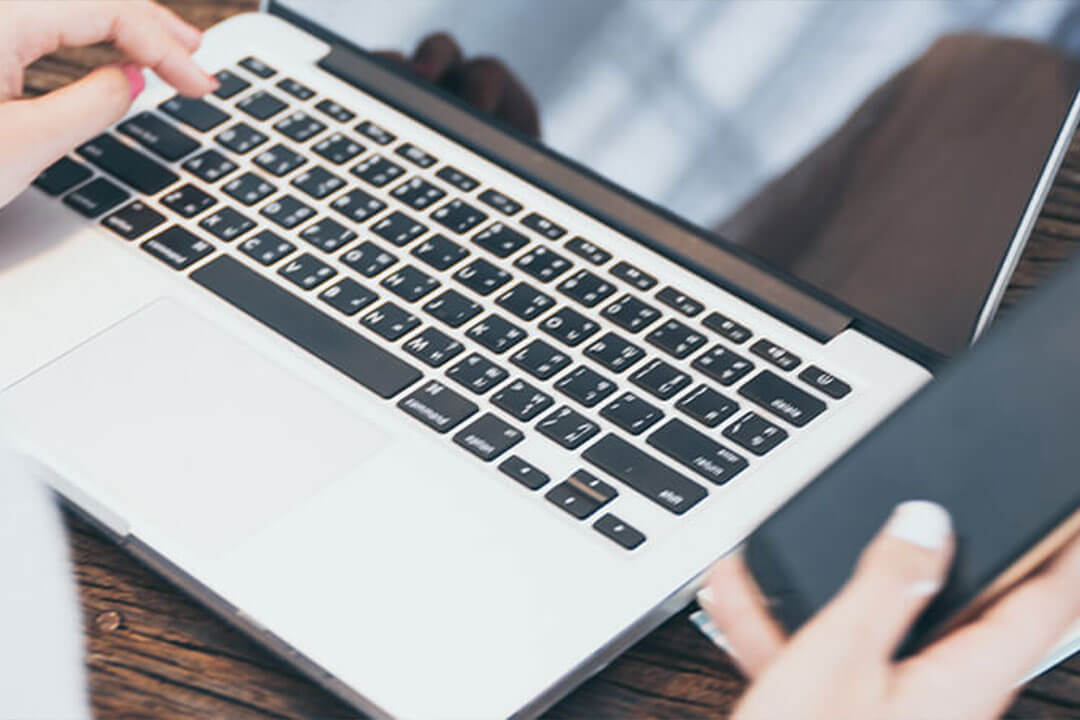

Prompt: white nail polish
xmin=906 ymin=579 xmax=943 ymax=597
xmin=885 ymin=500 xmax=952 ymax=550
xmin=696 ymin=586 xmax=715 ymax=607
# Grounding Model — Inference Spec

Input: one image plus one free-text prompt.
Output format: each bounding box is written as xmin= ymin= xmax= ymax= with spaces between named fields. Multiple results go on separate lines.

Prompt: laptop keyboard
xmin=33 ymin=56 xmax=854 ymax=553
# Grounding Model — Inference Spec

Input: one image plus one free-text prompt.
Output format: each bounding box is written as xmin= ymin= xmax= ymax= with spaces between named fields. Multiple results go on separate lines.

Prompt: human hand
xmin=377 ymin=33 xmax=540 ymax=138
xmin=700 ymin=501 xmax=1080 ymax=720
xmin=0 ymin=0 xmax=216 ymax=207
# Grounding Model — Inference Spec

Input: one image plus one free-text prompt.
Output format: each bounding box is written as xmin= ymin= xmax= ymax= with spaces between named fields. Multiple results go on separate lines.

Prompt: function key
xmin=750 ymin=339 xmax=801 ymax=371
xmin=161 ymin=183 xmax=216 ymax=218
xmin=331 ymin=187 xmax=387 ymax=223
xmin=182 ymin=149 xmax=238 ymax=183
xmin=798 ymin=366 xmax=851 ymax=399
xmin=600 ymin=392 xmax=663 ymax=435
xmin=118 ymin=112 xmax=199 ymax=161
xmin=313 ymin=132 xmax=364 ymax=165
xmin=657 ymin=286 xmax=704 ymax=317
xmin=279 ymin=252 xmax=336 ymax=290
xmin=216 ymin=122 xmax=267 ymax=154
xmin=647 ymin=419 xmax=747 ymax=486
xmin=454 ymin=413 xmax=524 ymax=462
xmin=276 ymin=77 xmax=315 ymax=100
xmin=362 ymin=301 xmax=420 ymax=341
xmin=34 ymin=156 xmax=91 ymax=196
xmin=261 ymin=194 xmax=316 ymax=230
xmin=511 ymin=339 xmax=571 ymax=380
xmin=515 ymin=246 xmax=573 ymax=283
xmin=473 ymin=222 xmax=529 ymax=258
xmin=478 ymin=188 xmax=522 ymax=215
xmin=646 ymin=319 xmax=707 ymax=360
xmin=602 ymin=293 xmax=661 ymax=334
xmin=565 ymin=237 xmax=611 ymax=265
xmin=223 ymin=171 xmax=275 ymax=206
xmin=404 ymin=327 xmax=464 ymax=367
xmin=583 ymin=433 xmax=706 ymax=515
xmin=723 ymin=411 xmax=788 ymax=456
xmin=584 ymin=332 xmax=645 ymax=374
xmin=558 ymin=269 xmax=616 ymax=308
xmin=555 ymin=365 xmax=618 ymax=408
xmin=467 ymin=314 xmax=527 ymax=355
xmin=398 ymin=379 xmax=477 ymax=433
xmin=423 ymin=289 xmax=482 ymax=328
xmin=292 ymin=166 xmax=346 ymax=200
xmin=692 ymin=345 xmax=754 ymax=386
xmin=447 ymin=353 xmax=509 ymax=395
xmin=159 ymin=96 xmax=229 ymax=132
xmin=300 ymin=217 xmax=356 ymax=252
xmin=356 ymin=120 xmax=396 ymax=145
xmin=521 ymin=212 xmax=566 ymax=240
xmin=676 ymin=385 xmax=738 ymax=428
xmin=630 ymin=358 xmax=691 ymax=401
xmin=593 ymin=513 xmax=645 ymax=550
xmin=237 ymin=90 xmax=288 ymax=121
xmin=436 ymin=166 xmax=479 ymax=192
xmin=102 ymin=200 xmax=165 ymax=240
xmin=382 ymin=264 xmax=439 ymax=302
xmin=315 ymin=99 xmax=356 ymax=123
xmin=63 ymin=177 xmax=129 ymax=218
xmin=492 ymin=379 xmax=554 ymax=422
xmin=253 ymin=143 xmax=306 ymax=176
xmin=702 ymin=311 xmax=752 ymax=344
xmin=239 ymin=56 xmax=275 ymax=78
xmin=392 ymin=176 xmax=447 ymax=210
xmin=319 ymin=277 xmax=377 ymax=316
xmin=395 ymin=142 xmax=437 ymax=168
xmin=412 ymin=233 xmax=469 ymax=271
xmin=372 ymin=210 xmax=427 ymax=247
xmin=454 ymin=258 xmax=511 ymax=296
xmin=738 ymin=370 xmax=826 ymax=427
xmin=342 ymin=240 xmax=397 ymax=278
xmin=212 ymin=69 xmax=250 ymax=99
xmin=141 ymin=225 xmax=214 ymax=270
xmin=610 ymin=260 xmax=656 ymax=291
xmin=433 ymin=199 xmax=488 ymax=235
xmin=199 ymin=206 xmax=254 ymax=243
xmin=499 ymin=455 xmax=550 ymax=491
xmin=546 ymin=470 xmax=617 ymax=520
xmin=538 ymin=406 xmax=600 ymax=450
xmin=352 ymin=154 xmax=405 ymax=188
xmin=274 ymin=111 xmax=326 ymax=142
xmin=496 ymin=281 xmax=554 ymax=320
xmin=540 ymin=307 xmax=599 ymax=347
xmin=239 ymin=229 xmax=295 ymax=266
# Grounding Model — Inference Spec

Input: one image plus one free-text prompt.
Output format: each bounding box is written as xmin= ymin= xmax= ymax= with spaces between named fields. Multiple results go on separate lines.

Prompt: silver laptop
xmin=0 ymin=3 xmax=1076 ymax=717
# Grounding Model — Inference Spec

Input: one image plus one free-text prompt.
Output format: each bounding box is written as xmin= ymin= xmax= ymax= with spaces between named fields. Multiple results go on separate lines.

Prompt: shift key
xmin=77 ymin=134 xmax=178 ymax=194
xmin=583 ymin=433 xmax=707 ymax=515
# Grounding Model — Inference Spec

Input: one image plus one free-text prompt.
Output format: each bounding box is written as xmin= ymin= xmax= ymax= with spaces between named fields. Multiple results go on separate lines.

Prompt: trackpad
xmin=0 ymin=299 xmax=390 ymax=556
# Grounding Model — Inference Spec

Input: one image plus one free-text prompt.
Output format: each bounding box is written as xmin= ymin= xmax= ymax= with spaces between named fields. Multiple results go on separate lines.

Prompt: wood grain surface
xmin=21 ymin=1 xmax=1080 ymax=717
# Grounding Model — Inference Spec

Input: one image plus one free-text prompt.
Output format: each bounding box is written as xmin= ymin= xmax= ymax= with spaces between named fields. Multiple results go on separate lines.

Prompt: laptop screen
xmin=274 ymin=0 xmax=1079 ymax=357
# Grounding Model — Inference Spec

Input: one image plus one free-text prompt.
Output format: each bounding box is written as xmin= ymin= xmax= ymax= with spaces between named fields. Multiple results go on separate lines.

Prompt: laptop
xmin=0 ymin=3 xmax=1075 ymax=717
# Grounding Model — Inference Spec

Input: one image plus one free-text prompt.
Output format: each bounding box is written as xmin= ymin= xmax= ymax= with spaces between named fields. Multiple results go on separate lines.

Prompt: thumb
xmin=0 ymin=63 xmax=142 ymax=207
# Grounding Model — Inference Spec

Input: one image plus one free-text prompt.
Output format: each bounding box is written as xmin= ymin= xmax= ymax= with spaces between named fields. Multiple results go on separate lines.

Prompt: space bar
xmin=191 ymin=255 xmax=422 ymax=399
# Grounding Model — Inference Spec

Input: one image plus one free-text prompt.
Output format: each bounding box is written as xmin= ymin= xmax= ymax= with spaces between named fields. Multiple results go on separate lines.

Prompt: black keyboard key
xmin=630 ymin=358 xmax=692 ymax=401
xmin=362 ymin=302 xmax=420 ymax=341
xmin=63 ymin=177 xmax=129 ymax=217
xmin=34 ymin=157 xmax=91 ymax=195
xmin=342 ymin=240 xmax=397 ymax=278
xmin=546 ymin=470 xmax=616 ymax=520
xmin=657 ymin=286 xmax=704 ymax=317
xmin=141 ymin=225 xmax=214 ymax=269
xmin=600 ymin=392 xmax=663 ymax=435
xmin=159 ymin=96 xmax=228 ymax=131
xmin=511 ymin=339 xmax=571 ymax=380
xmin=555 ymin=366 xmax=617 ymax=408
xmin=396 ymin=142 xmax=437 ymax=168
xmin=436 ymin=166 xmax=479 ymax=192
xmin=200 ymin=206 xmax=255 ymax=242
xmin=798 ymin=365 xmax=851 ymax=399
xmin=454 ymin=413 xmax=524 ymax=462
xmin=161 ymin=183 xmax=216 ymax=218
xmin=392 ymin=176 xmax=447 ymax=210
xmin=455 ymin=259 xmax=511 ymax=296
xmin=558 ymin=269 xmax=616 ymax=308
xmin=610 ymin=260 xmax=656 ymax=290
xmin=404 ymin=327 xmax=464 ymax=367
xmin=356 ymin=120 xmax=395 ymax=145
xmin=424 ymin=289 xmax=482 ymax=328
xmin=646 ymin=319 xmax=707 ymax=359
xmin=213 ymin=69 xmax=249 ymax=99
xmin=583 ymin=433 xmax=706 ymax=515
xmin=496 ymin=282 xmax=555 ymax=320
xmin=723 ymin=411 xmax=788 ymax=456
xmin=313 ymin=132 xmax=364 ymax=165
xmin=223 ymin=172 xmax=276 ymax=206
xmin=398 ymin=380 xmax=477 ymax=432
xmin=182 ymin=149 xmax=238 ymax=183
xmin=692 ymin=345 xmax=754 ymax=386
xmin=478 ymin=188 xmax=522 ymax=215
xmin=739 ymin=370 xmax=826 ymax=427
xmin=77 ymin=134 xmax=178 ymax=194
xmin=521 ymin=212 xmax=565 ymax=240
xmin=750 ymin=339 xmax=801 ymax=371
xmin=447 ymin=353 xmax=509 ymax=394
xmin=602 ymin=294 xmax=661 ymax=333
xmin=538 ymin=406 xmax=599 ymax=450
xmin=216 ymin=122 xmax=267 ymax=154
xmin=491 ymin=379 xmax=554 ymax=421
xmin=412 ymin=234 xmax=469 ymax=271
xmin=702 ymin=311 xmax=752 ymax=344
xmin=102 ymin=201 xmax=165 ymax=240
xmin=239 ymin=229 xmax=295 ymax=265
xmin=274 ymin=111 xmax=326 ymax=142
xmin=292 ymin=166 xmax=346 ymax=199
xmin=467 ymin=314 xmax=528 ymax=354
xmin=254 ymin=143 xmax=306 ymax=177
xmin=261 ymin=194 xmax=316 ymax=229
xmin=279 ymin=252 xmax=336 ymax=290
xmin=433 ymin=199 xmax=487 ymax=234
xmin=473 ymin=222 xmax=529 ymax=258
xmin=319 ymin=277 xmax=377 ymax=316
xmin=676 ymin=385 xmax=738 ymax=428
xmin=499 ymin=455 xmax=549 ymax=490
xmin=276 ymin=77 xmax=315 ymax=100
xmin=300 ymin=217 xmax=356 ymax=252
xmin=239 ymin=56 xmax=275 ymax=78
xmin=593 ymin=513 xmax=645 ymax=550
xmin=540 ymin=307 xmax=598 ymax=347
xmin=382 ymin=264 xmax=439 ymax=302
xmin=238 ymin=90 xmax=288 ymax=121
xmin=515 ymin=246 xmax=572 ymax=282
xmin=118 ymin=112 xmax=199 ymax=161
xmin=331 ymin=187 xmax=387 ymax=223
xmin=646 ymin=419 xmax=747 ymax=486
xmin=372 ymin=210 xmax=427 ymax=247
xmin=315 ymin=99 xmax=355 ymax=123
xmin=565 ymin=237 xmax=611 ymax=265
xmin=584 ymin=332 xmax=645 ymax=373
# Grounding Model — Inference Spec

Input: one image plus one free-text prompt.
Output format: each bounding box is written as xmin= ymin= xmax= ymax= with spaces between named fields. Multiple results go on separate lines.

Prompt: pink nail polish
xmin=120 ymin=64 xmax=145 ymax=100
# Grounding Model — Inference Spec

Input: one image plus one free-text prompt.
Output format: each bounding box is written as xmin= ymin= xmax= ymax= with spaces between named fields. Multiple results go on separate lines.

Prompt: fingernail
xmin=206 ymin=72 xmax=220 ymax=91
xmin=120 ymin=63 xmax=145 ymax=100
xmin=696 ymin=586 xmax=715 ymax=607
xmin=885 ymin=500 xmax=952 ymax=550
xmin=907 ymin=579 xmax=943 ymax=597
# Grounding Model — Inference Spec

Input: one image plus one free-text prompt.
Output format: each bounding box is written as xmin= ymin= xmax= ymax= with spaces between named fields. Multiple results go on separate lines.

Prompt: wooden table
xmin=23 ymin=1 xmax=1080 ymax=717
